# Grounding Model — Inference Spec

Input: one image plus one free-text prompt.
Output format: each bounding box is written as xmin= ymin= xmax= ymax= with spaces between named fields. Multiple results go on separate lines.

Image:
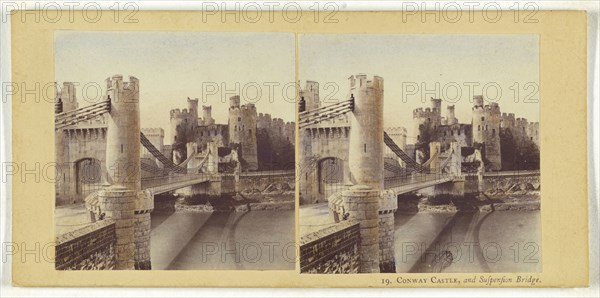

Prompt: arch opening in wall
xmin=75 ymin=157 xmax=102 ymax=201
xmin=316 ymin=157 xmax=345 ymax=200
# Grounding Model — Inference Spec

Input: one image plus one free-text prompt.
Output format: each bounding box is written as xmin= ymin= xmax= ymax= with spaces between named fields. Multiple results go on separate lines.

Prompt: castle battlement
xmin=349 ymin=74 xmax=383 ymax=91
xmin=483 ymin=103 xmax=501 ymax=113
xmin=170 ymin=108 xmax=197 ymax=119
xmin=106 ymin=75 xmax=139 ymax=92
xmin=385 ymin=127 xmax=407 ymax=135
xmin=241 ymin=103 xmax=257 ymax=111
xmin=141 ymin=127 xmax=164 ymax=137
xmin=413 ymin=107 xmax=438 ymax=118
xmin=473 ymin=95 xmax=484 ymax=107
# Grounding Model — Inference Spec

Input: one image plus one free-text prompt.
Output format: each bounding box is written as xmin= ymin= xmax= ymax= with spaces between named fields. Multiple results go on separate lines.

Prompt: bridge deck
xmin=384 ymin=173 xmax=455 ymax=195
xmin=141 ymin=170 xmax=295 ymax=195
xmin=141 ymin=174 xmax=211 ymax=195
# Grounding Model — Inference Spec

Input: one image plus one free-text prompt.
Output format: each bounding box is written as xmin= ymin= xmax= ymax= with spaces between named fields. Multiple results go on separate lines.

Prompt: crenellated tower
xmin=471 ymin=96 xmax=501 ymax=170
xmin=227 ymin=96 xmax=258 ymax=171
xmin=228 ymin=95 xmax=242 ymax=144
xmin=302 ymin=81 xmax=320 ymax=111
xmin=56 ymin=82 xmax=79 ymax=112
xmin=201 ymin=105 xmax=214 ymax=126
xmin=413 ymin=97 xmax=442 ymax=143
xmin=446 ymin=105 xmax=457 ymax=125
xmin=240 ymin=103 xmax=258 ymax=171
xmin=169 ymin=107 xmax=196 ymax=164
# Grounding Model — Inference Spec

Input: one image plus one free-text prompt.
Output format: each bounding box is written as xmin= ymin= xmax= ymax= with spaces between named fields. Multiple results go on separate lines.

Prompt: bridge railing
xmin=140 ymin=173 xmax=210 ymax=190
xmin=239 ymin=169 xmax=296 ymax=177
xmin=482 ymin=170 xmax=540 ymax=177
xmin=383 ymin=171 xmax=456 ymax=189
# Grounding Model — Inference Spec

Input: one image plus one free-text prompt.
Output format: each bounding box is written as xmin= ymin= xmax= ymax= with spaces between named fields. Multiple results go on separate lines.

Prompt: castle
xmin=170 ymin=96 xmax=295 ymax=171
xmin=412 ymin=96 xmax=539 ymax=171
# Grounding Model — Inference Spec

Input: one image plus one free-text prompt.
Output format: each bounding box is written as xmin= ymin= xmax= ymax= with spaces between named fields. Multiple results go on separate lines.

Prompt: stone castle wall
xmin=410 ymin=95 xmax=540 ymax=171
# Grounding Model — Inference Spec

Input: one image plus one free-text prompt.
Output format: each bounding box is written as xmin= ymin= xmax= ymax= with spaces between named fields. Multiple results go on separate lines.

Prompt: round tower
xmin=501 ymin=112 xmax=516 ymax=130
xmin=169 ymin=109 xmax=188 ymax=164
xmin=241 ymin=103 xmax=258 ymax=171
xmin=103 ymin=75 xmax=152 ymax=270
xmin=446 ymin=105 xmax=457 ymax=125
xmin=472 ymin=95 xmax=485 ymax=144
xmin=473 ymin=95 xmax=484 ymax=107
xmin=348 ymin=74 xmax=384 ymax=191
xmin=430 ymin=97 xmax=442 ymax=128
xmin=484 ymin=103 xmax=502 ymax=170
xmin=228 ymin=95 xmax=241 ymax=145
xmin=304 ymin=81 xmax=320 ymax=111
xmin=59 ymin=82 xmax=79 ymax=112
xmin=202 ymin=105 xmax=214 ymax=125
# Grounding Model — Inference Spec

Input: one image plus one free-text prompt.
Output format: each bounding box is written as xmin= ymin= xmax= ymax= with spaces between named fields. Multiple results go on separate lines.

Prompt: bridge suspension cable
xmin=438 ymin=149 xmax=454 ymax=172
xmin=140 ymin=132 xmax=213 ymax=175
xmin=384 ymin=161 xmax=405 ymax=175
xmin=140 ymin=132 xmax=189 ymax=174
xmin=55 ymin=98 xmax=111 ymax=130
xmin=298 ymin=95 xmax=354 ymax=129
xmin=383 ymin=131 xmax=421 ymax=170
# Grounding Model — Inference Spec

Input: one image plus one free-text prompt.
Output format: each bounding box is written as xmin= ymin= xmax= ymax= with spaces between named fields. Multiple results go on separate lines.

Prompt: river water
xmin=394 ymin=210 xmax=541 ymax=273
xmin=150 ymin=210 xmax=295 ymax=270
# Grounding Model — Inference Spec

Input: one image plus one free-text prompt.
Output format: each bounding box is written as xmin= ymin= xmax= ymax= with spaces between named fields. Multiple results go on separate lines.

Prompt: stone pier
xmin=343 ymin=185 xmax=381 ymax=273
xmin=433 ymin=141 xmax=465 ymax=199
xmin=103 ymin=75 xmax=152 ymax=269
xmin=346 ymin=74 xmax=385 ymax=273
xmin=378 ymin=190 xmax=397 ymax=273
xmin=99 ymin=186 xmax=136 ymax=269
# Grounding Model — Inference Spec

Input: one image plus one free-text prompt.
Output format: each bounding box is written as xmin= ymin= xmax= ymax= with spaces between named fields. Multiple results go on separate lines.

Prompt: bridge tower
xmin=348 ymin=74 xmax=384 ymax=190
xmin=100 ymin=75 xmax=153 ymax=270
xmin=344 ymin=74 xmax=384 ymax=273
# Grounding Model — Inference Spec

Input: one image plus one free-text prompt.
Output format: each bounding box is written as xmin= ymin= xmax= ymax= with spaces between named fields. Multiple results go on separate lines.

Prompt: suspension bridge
xmin=298 ymin=74 xmax=465 ymax=273
xmin=54 ymin=75 xmax=294 ymax=270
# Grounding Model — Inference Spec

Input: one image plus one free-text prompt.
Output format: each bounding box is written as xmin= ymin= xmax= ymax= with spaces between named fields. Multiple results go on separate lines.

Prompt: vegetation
xmin=256 ymin=128 xmax=295 ymax=171
xmin=500 ymin=128 xmax=540 ymax=170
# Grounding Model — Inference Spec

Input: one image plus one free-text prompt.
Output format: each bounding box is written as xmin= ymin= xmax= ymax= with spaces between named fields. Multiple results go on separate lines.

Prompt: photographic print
xmin=298 ymin=34 xmax=541 ymax=274
xmin=53 ymin=32 xmax=296 ymax=270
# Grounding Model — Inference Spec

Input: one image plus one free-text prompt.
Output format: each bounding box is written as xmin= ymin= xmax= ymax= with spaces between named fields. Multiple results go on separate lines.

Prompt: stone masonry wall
xmin=482 ymin=172 xmax=540 ymax=192
xmin=55 ymin=220 xmax=116 ymax=270
xmin=300 ymin=221 xmax=360 ymax=274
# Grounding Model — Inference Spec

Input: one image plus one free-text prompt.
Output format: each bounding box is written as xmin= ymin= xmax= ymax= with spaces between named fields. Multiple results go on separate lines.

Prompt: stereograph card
xmin=5 ymin=7 xmax=590 ymax=289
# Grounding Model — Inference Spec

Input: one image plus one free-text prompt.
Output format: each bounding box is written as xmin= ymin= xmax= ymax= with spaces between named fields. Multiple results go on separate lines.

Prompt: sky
xmin=55 ymin=31 xmax=296 ymax=143
xmin=56 ymin=32 xmax=539 ymax=143
xmin=298 ymin=34 xmax=540 ymax=140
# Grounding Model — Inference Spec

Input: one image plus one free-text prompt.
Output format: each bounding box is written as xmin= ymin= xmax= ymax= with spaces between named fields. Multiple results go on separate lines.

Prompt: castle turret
xmin=527 ymin=122 xmax=540 ymax=147
xmin=228 ymin=95 xmax=242 ymax=144
xmin=348 ymin=74 xmax=384 ymax=191
xmin=473 ymin=95 xmax=484 ymax=107
xmin=515 ymin=117 xmax=529 ymax=142
xmin=169 ymin=107 xmax=195 ymax=164
xmin=57 ymin=82 xmax=79 ymax=112
xmin=303 ymin=81 xmax=320 ymax=111
xmin=472 ymin=96 xmax=485 ymax=144
xmin=501 ymin=113 xmax=516 ymax=130
xmin=187 ymin=97 xmax=198 ymax=128
xmin=471 ymin=97 xmax=501 ymax=171
xmin=240 ymin=103 xmax=258 ymax=171
xmin=202 ymin=105 xmax=214 ymax=126
xmin=446 ymin=105 xmax=457 ymax=125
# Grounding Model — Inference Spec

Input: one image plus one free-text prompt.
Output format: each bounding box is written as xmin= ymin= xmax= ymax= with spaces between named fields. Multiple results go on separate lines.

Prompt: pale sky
xmin=56 ymin=32 xmax=539 ymax=144
xmin=55 ymin=31 xmax=296 ymax=143
xmin=298 ymin=34 xmax=539 ymax=140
